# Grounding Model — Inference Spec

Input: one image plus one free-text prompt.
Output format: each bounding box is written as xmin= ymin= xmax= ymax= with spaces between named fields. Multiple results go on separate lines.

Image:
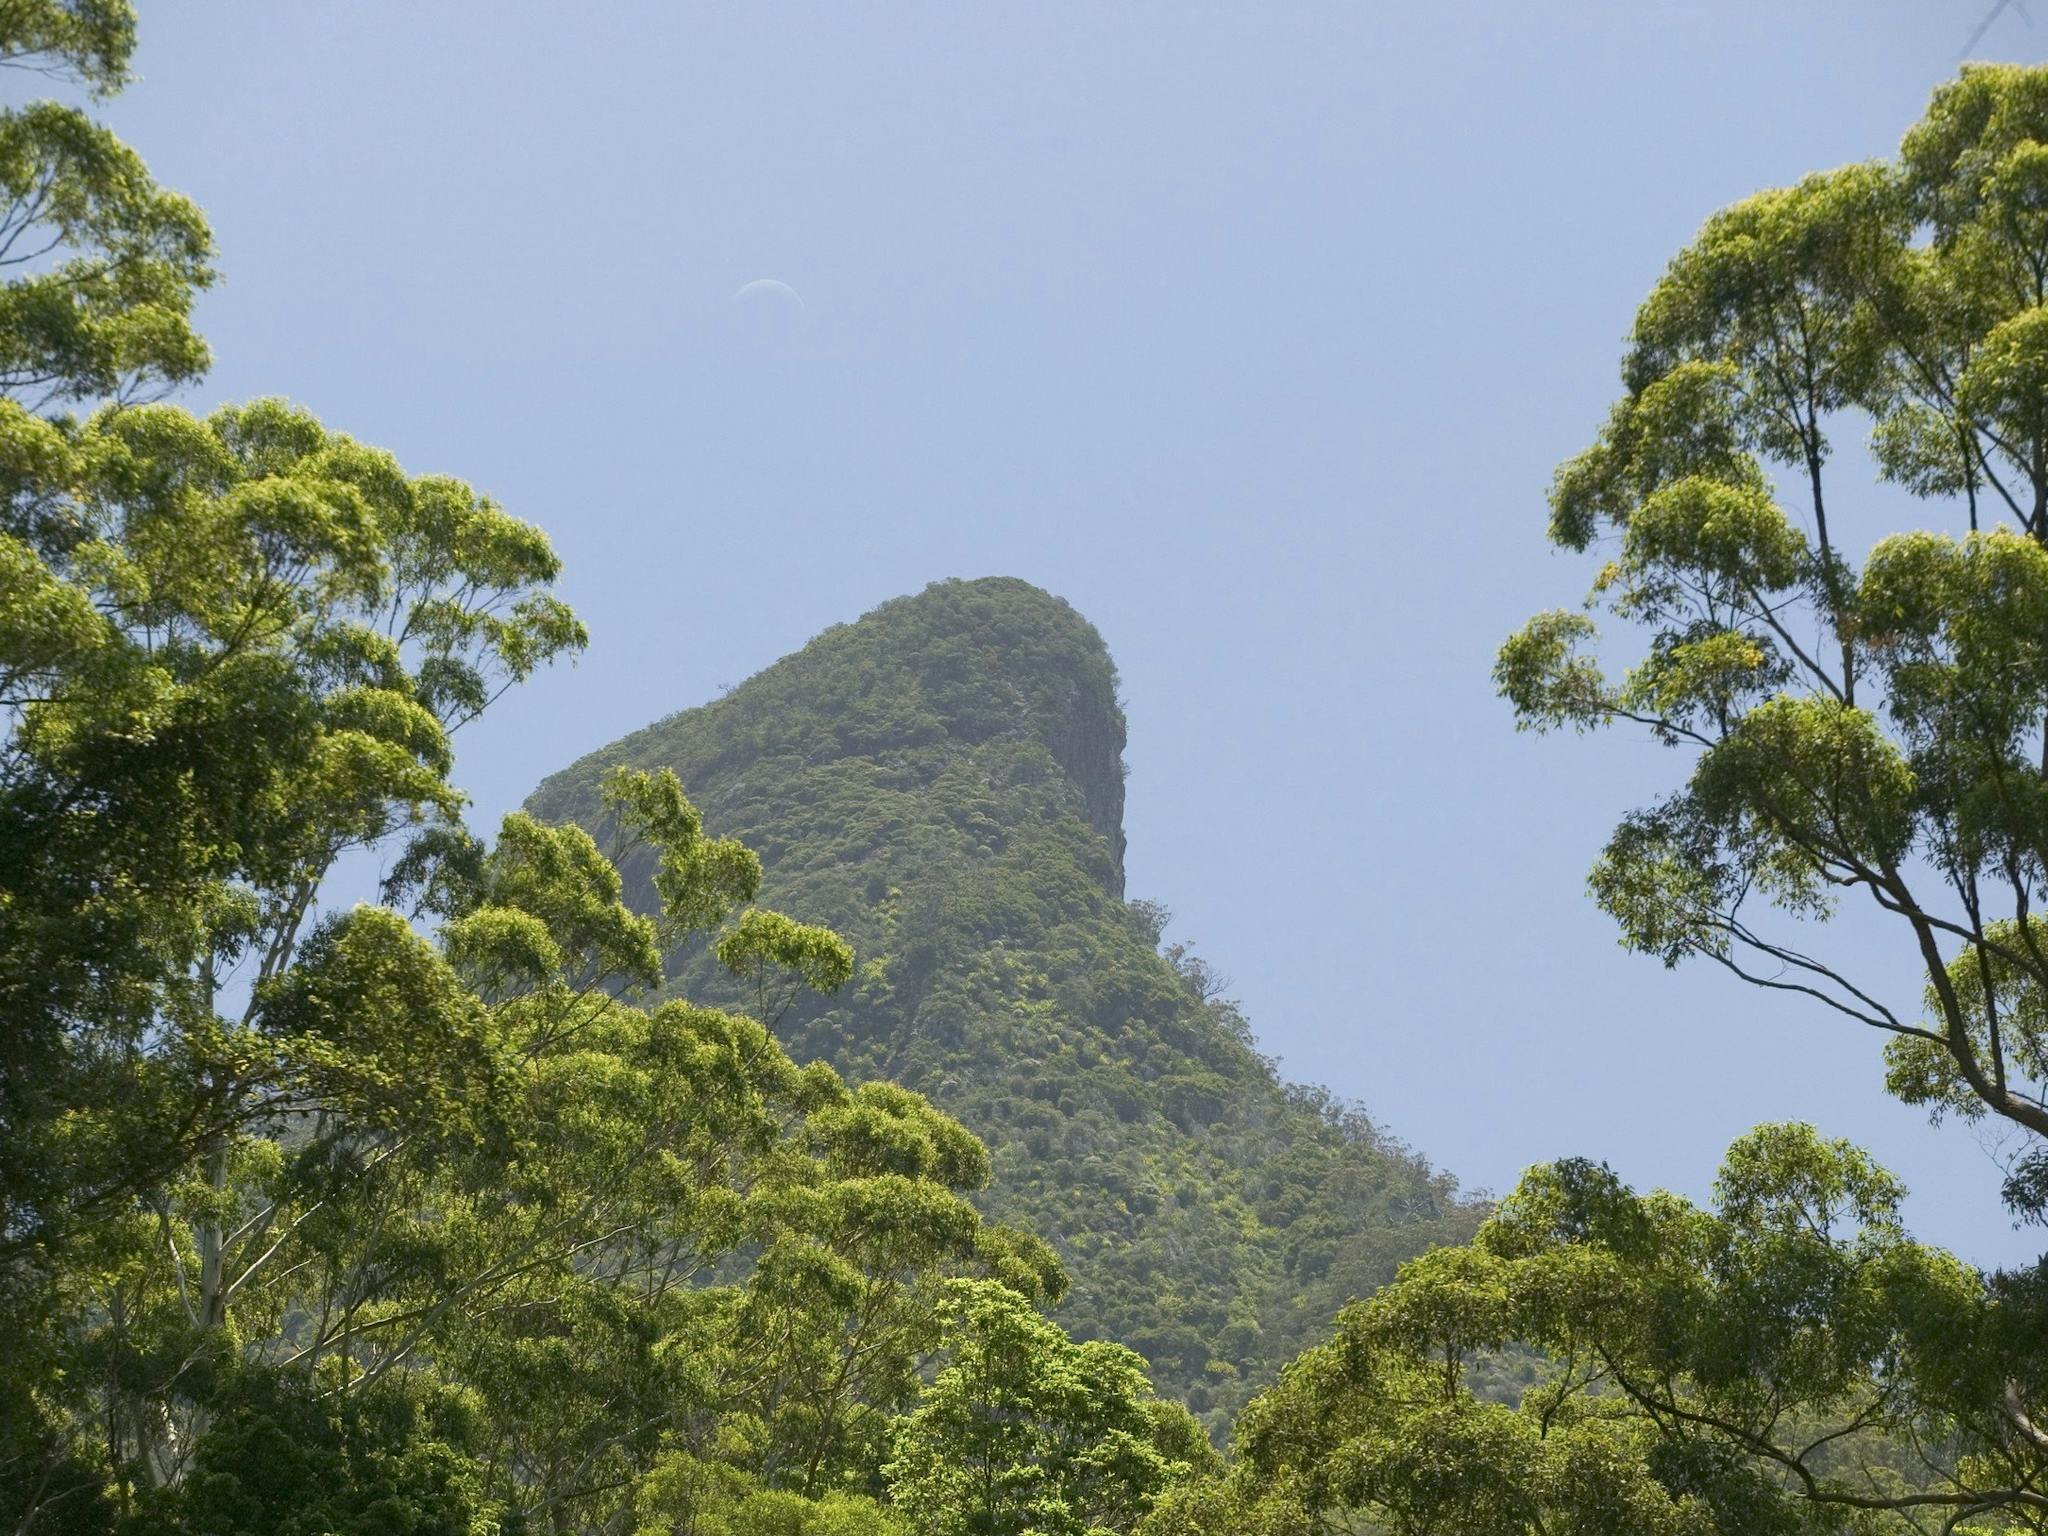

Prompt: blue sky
xmin=103 ymin=1 xmax=2048 ymax=1264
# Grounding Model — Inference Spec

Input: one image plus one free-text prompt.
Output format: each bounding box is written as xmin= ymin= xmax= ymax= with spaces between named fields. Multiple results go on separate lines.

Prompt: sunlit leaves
xmin=807 ymin=1079 xmax=989 ymax=1188
xmin=0 ymin=2 xmax=138 ymax=94
xmin=888 ymin=1279 xmax=1204 ymax=1536
xmin=1957 ymin=306 xmax=2048 ymax=454
xmin=1692 ymin=696 xmax=1916 ymax=873
xmin=0 ymin=101 xmax=212 ymax=406
xmin=1621 ymin=477 xmax=1808 ymax=605
xmin=718 ymin=907 xmax=855 ymax=995
xmin=254 ymin=905 xmax=506 ymax=1140
xmin=1547 ymin=361 xmax=1759 ymax=551
xmin=1496 ymin=610 xmax=1613 ymax=732
xmin=1211 ymin=1130 xmax=1987 ymax=1536
xmin=1464 ymin=71 xmax=2048 ymax=1533
xmin=1626 ymin=164 xmax=1902 ymax=450
xmin=1502 ymin=64 xmax=2048 ymax=1201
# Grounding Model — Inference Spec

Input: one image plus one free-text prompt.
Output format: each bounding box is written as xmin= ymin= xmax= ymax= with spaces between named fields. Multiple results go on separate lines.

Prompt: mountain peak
xmin=533 ymin=576 xmax=1129 ymax=893
xmin=527 ymin=578 xmax=1473 ymax=1427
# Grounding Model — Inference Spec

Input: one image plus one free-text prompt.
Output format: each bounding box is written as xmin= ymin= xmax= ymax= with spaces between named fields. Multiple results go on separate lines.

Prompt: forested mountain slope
xmin=528 ymin=577 xmax=1478 ymax=1424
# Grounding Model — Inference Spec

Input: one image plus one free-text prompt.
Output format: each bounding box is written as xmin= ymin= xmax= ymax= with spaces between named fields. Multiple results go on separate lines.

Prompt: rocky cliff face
xmin=528 ymin=577 xmax=1476 ymax=1427
xmin=1040 ymin=680 xmax=1127 ymax=896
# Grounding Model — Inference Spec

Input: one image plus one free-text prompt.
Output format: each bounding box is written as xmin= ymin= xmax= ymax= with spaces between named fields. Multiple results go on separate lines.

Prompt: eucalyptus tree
xmin=0 ymin=0 xmax=217 ymax=1262
xmin=0 ymin=0 xmax=209 ymax=408
xmin=1490 ymin=58 xmax=2048 ymax=1531
xmin=91 ymin=760 xmax=1062 ymax=1534
xmin=1497 ymin=62 xmax=2048 ymax=1216
xmin=0 ymin=5 xmax=604 ymax=1524
xmin=1169 ymin=1126 xmax=2005 ymax=1536
xmin=0 ymin=16 xmax=1119 ymax=1535
xmin=1157 ymin=60 xmax=2048 ymax=1536
xmin=886 ymin=1279 xmax=1215 ymax=1536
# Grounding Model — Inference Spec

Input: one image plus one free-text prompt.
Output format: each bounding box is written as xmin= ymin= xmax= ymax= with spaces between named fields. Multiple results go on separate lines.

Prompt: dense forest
xmin=10 ymin=2 xmax=2048 ymax=1532
xmin=528 ymin=576 xmax=1481 ymax=1426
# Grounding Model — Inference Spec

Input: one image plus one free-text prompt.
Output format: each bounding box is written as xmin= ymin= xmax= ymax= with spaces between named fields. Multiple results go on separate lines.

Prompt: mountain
xmin=527 ymin=576 xmax=1478 ymax=1426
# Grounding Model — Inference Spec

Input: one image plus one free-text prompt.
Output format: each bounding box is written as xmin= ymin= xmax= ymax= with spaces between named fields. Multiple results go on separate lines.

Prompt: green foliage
xmin=130 ymin=769 xmax=1150 ymax=1532
xmin=717 ymin=908 xmax=856 ymax=999
xmin=0 ymin=2 xmax=138 ymax=93
xmin=0 ymin=1 xmax=208 ymax=406
xmin=0 ymin=390 xmax=585 ymax=1270
xmin=4 ymin=12 xmax=1207 ymax=1534
xmin=634 ymin=1455 xmax=910 ymax=1536
xmin=1284 ymin=59 xmax=2048 ymax=1536
xmin=15 ymin=698 xmax=1120 ymax=1530
xmin=1154 ymin=58 xmax=2048 ymax=1536
xmin=886 ymin=1279 xmax=1216 ymax=1536
xmin=1201 ymin=1128 xmax=1996 ymax=1536
xmin=1496 ymin=62 xmax=2048 ymax=1210
xmin=530 ymin=577 xmax=1481 ymax=1428
xmin=124 ymin=1371 xmax=500 ymax=1536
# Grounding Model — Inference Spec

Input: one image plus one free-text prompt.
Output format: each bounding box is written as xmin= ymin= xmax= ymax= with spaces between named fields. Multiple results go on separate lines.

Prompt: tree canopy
xmin=887 ymin=1278 xmax=1215 ymax=1536
xmin=0 ymin=9 xmax=1206 ymax=1535
xmin=1157 ymin=60 xmax=2048 ymax=1536
xmin=1497 ymin=65 xmax=2048 ymax=1197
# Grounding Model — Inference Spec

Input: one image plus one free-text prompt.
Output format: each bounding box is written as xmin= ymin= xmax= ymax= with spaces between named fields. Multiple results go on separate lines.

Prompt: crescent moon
xmin=732 ymin=278 xmax=805 ymax=307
